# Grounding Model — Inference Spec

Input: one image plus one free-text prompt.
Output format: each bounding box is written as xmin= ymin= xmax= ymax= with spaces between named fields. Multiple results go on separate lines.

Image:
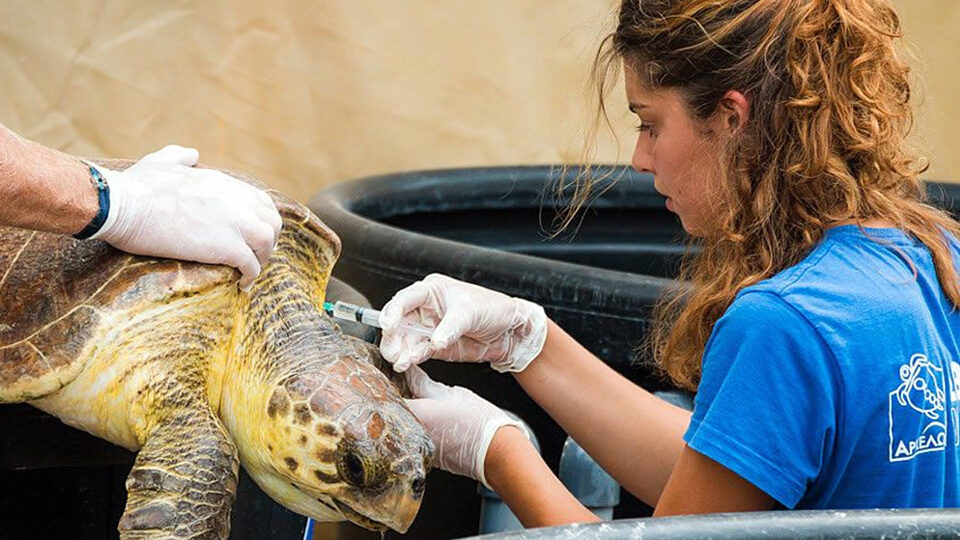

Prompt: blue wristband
xmin=73 ymin=164 xmax=111 ymax=240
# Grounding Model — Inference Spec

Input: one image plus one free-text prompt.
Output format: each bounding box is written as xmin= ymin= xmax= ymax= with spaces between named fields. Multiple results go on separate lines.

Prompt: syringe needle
xmin=323 ymin=301 xmax=434 ymax=337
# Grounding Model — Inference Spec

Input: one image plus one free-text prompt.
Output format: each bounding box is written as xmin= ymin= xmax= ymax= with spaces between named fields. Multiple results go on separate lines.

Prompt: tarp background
xmin=0 ymin=0 xmax=957 ymax=201
xmin=0 ymin=2 xmax=958 ymax=540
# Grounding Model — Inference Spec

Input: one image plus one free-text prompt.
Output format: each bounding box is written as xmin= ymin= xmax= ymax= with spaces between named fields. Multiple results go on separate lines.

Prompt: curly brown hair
xmin=573 ymin=0 xmax=960 ymax=391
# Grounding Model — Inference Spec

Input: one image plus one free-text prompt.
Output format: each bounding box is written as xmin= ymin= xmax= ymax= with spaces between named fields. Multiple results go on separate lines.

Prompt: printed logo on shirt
xmin=951 ymin=361 xmax=960 ymax=448
xmin=888 ymin=353 xmax=948 ymax=462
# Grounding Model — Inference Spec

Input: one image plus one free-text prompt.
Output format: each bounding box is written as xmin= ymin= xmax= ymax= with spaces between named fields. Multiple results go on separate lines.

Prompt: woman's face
xmin=624 ymin=65 xmax=725 ymax=237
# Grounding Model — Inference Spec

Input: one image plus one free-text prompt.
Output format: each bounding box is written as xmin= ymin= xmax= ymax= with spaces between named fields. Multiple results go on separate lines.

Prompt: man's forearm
xmin=515 ymin=320 xmax=691 ymax=507
xmin=0 ymin=122 xmax=97 ymax=235
xmin=485 ymin=426 xmax=600 ymax=528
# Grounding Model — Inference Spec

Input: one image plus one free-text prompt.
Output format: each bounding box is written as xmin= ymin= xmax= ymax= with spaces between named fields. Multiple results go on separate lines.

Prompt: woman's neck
xmin=825 ymin=217 xmax=895 ymax=230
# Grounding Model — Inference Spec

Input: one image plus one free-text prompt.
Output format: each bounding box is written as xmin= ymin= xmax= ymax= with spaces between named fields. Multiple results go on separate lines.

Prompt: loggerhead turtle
xmin=0 ymin=160 xmax=433 ymax=538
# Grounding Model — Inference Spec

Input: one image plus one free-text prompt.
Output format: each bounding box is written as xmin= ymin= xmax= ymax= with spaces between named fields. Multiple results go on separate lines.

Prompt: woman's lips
xmin=665 ymin=197 xmax=674 ymax=212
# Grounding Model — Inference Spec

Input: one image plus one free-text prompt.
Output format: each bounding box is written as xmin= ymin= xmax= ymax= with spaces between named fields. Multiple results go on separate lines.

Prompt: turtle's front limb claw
xmin=119 ymin=408 xmax=238 ymax=540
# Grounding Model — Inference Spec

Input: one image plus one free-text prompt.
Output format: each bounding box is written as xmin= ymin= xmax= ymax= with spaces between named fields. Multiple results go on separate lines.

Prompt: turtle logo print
xmin=889 ymin=354 xmax=947 ymax=462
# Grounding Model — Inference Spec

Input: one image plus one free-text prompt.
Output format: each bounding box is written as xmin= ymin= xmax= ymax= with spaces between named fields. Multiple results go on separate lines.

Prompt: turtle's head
xmin=219 ymin=192 xmax=433 ymax=531
xmin=231 ymin=341 xmax=434 ymax=534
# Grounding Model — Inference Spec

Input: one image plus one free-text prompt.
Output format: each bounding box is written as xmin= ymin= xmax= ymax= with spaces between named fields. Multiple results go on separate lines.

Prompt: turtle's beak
xmin=333 ymin=495 xmax=421 ymax=534
xmin=385 ymin=457 xmax=428 ymax=533
xmin=332 ymin=464 xmax=426 ymax=533
xmin=385 ymin=491 xmax=421 ymax=534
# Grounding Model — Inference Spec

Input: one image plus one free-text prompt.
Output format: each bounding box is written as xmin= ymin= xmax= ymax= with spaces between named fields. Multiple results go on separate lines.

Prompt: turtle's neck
xmin=216 ymin=230 xmax=345 ymax=414
xmin=237 ymin=272 xmax=345 ymax=380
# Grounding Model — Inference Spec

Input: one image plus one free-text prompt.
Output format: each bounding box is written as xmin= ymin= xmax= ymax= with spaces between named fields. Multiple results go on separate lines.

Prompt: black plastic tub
xmin=310 ymin=166 xmax=686 ymax=375
xmin=309 ymin=165 xmax=960 ymax=539
xmin=310 ymin=165 xmax=960 ymax=374
xmin=460 ymin=508 xmax=960 ymax=539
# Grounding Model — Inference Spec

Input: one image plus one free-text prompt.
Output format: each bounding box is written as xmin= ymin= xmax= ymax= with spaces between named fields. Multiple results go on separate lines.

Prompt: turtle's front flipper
xmin=119 ymin=408 xmax=239 ymax=540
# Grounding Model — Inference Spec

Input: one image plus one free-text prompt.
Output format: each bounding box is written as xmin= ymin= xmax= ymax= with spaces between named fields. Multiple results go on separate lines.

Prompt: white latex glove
xmin=90 ymin=145 xmax=283 ymax=290
xmin=380 ymin=274 xmax=548 ymax=373
xmin=404 ymin=365 xmax=526 ymax=489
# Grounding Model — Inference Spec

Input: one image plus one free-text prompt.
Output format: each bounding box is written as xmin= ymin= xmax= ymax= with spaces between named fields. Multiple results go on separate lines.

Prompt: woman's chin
xmin=677 ymin=216 xmax=704 ymax=238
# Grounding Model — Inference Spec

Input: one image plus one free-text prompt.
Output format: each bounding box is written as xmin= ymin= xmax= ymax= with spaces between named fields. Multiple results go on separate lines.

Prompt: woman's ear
xmin=715 ymin=90 xmax=750 ymax=134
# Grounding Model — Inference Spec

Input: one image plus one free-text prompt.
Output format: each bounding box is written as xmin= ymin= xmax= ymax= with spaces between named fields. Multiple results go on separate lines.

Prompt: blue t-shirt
xmin=684 ymin=225 xmax=960 ymax=509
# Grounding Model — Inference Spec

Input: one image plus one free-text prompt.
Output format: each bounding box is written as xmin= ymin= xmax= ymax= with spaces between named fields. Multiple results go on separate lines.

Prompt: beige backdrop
xmin=1 ymin=1 xmax=957 ymax=202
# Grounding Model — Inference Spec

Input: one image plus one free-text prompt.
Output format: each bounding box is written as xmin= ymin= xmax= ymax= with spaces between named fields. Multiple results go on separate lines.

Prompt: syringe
xmin=322 ymin=300 xmax=434 ymax=336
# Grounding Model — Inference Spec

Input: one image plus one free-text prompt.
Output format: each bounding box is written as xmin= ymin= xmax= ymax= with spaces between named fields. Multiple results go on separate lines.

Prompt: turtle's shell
xmin=0 ymin=226 xmax=211 ymax=401
xmin=0 ymin=159 xmax=337 ymax=402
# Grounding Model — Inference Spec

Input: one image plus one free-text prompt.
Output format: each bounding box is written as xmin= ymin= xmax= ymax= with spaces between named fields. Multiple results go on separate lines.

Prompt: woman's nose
xmin=631 ymin=138 xmax=653 ymax=174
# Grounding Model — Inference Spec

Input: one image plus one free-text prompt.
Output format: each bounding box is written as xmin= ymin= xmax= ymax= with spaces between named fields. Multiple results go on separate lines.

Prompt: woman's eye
xmin=635 ymin=121 xmax=654 ymax=134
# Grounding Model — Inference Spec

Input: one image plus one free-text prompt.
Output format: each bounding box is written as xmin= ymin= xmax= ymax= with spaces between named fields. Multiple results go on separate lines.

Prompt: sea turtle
xmin=0 ymin=160 xmax=433 ymax=539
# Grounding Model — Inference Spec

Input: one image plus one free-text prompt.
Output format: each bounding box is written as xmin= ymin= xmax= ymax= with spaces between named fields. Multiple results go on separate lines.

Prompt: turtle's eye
xmin=339 ymin=451 xmax=366 ymax=487
xmin=337 ymin=439 xmax=387 ymax=490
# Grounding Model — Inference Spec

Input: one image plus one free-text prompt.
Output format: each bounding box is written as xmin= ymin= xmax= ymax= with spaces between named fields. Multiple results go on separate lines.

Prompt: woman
xmin=379 ymin=0 xmax=960 ymax=525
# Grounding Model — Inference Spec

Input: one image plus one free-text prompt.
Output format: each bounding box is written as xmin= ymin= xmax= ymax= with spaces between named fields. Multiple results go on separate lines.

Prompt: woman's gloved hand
xmin=403 ymin=365 xmax=526 ymax=488
xmin=380 ymin=273 xmax=548 ymax=373
xmin=91 ymin=145 xmax=283 ymax=290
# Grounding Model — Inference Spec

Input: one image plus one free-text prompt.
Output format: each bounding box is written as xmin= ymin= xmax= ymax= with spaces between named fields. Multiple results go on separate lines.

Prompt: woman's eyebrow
xmin=628 ymin=103 xmax=649 ymax=114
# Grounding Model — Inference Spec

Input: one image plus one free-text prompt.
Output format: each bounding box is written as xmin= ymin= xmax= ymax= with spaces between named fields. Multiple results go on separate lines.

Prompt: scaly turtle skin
xmin=0 ymin=160 xmax=433 ymax=539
